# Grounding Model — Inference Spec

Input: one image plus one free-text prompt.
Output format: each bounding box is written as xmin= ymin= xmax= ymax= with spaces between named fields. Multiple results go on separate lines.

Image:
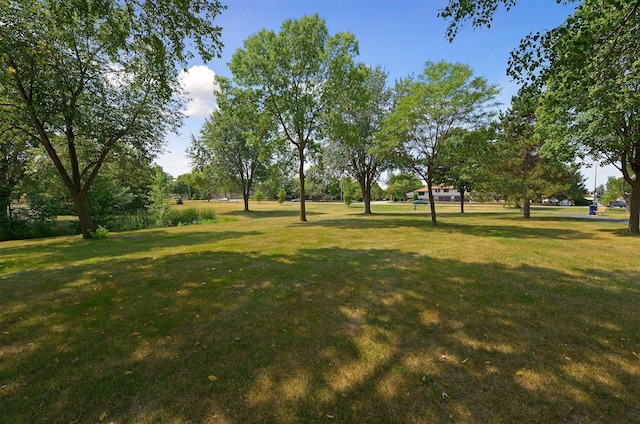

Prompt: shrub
xmin=167 ymin=208 xmax=216 ymax=226
xmin=277 ymin=188 xmax=287 ymax=204
xmin=96 ymin=210 xmax=150 ymax=232
xmin=0 ymin=211 xmax=79 ymax=241
xmin=253 ymin=191 xmax=264 ymax=203
xmin=90 ymin=225 xmax=109 ymax=239
xmin=344 ymin=192 xmax=353 ymax=206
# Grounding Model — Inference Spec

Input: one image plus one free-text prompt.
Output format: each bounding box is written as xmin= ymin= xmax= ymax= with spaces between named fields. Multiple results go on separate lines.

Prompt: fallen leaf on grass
xmin=99 ymin=412 xmax=107 ymax=421
xmin=208 ymin=375 xmax=218 ymax=381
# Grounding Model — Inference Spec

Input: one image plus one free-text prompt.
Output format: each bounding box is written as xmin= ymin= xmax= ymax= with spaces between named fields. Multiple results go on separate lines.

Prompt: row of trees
xmin=188 ymin=14 xmax=587 ymax=226
xmin=3 ymin=1 xmax=636 ymax=237
xmin=440 ymin=0 xmax=640 ymax=231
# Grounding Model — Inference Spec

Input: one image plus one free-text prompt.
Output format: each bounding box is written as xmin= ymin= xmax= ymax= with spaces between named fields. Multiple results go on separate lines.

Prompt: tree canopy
xmin=439 ymin=0 xmax=575 ymax=41
xmin=381 ymin=61 xmax=499 ymax=225
xmin=229 ymin=14 xmax=360 ymax=221
xmin=538 ymin=1 xmax=640 ymax=231
xmin=324 ymin=65 xmax=394 ymax=214
xmin=189 ymin=78 xmax=279 ymax=212
xmin=0 ymin=0 xmax=225 ymax=237
xmin=441 ymin=0 xmax=640 ymax=232
xmin=492 ymin=89 xmax=573 ymax=218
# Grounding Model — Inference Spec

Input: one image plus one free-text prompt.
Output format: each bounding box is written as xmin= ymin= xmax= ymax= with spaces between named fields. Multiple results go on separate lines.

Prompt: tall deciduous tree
xmin=440 ymin=0 xmax=640 ymax=232
xmin=436 ymin=126 xmax=497 ymax=213
xmin=0 ymin=0 xmax=224 ymax=238
xmin=534 ymin=1 xmax=640 ymax=232
xmin=229 ymin=14 xmax=359 ymax=221
xmin=381 ymin=61 xmax=499 ymax=225
xmin=325 ymin=65 xmax=394 ymax=214
xmin=190 ymin=78 xmax=278 ymax=212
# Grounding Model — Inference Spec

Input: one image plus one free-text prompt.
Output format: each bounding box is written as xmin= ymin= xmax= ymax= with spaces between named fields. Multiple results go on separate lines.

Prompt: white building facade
xmin=408 ymin=186 xmax=463 ymax=202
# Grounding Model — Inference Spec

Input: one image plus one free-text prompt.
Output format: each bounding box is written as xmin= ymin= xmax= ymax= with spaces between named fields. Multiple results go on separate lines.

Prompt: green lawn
xmin=1 ymin=201 xmax=639 ymax=423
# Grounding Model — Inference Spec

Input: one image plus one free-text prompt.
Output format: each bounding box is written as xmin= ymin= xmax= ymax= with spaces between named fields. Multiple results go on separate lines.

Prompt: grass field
xmin=1 ymin=201 xmax=639 ymax=423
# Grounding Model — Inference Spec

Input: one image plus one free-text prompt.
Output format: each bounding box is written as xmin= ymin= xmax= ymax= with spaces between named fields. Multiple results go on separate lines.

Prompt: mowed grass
xmin=1 ymin=201 xmax=639 ymax=423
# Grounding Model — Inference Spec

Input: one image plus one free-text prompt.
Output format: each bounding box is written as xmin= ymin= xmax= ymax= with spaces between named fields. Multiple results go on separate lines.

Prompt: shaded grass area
xmin=1 ymin=203 xmax=639 ymax=423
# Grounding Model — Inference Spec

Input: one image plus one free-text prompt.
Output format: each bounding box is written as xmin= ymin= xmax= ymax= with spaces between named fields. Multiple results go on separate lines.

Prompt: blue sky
xmin=159 ymin=0 xmax=618 ymax=191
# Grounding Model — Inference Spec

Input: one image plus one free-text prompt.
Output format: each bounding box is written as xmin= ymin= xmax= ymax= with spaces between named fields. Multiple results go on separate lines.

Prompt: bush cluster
xmin=1 ymin=208 xmax=217 ymax=241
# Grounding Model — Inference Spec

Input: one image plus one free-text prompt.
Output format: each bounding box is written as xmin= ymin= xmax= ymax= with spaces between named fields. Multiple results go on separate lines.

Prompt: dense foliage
xmin=0 ymin=0 xmax=224 ymax=238
xmin=380 ymin=61 xmax=499 ymax=225
xmin=440 ymin=0 xmax=640 ymax=231
xmin=229 ymin=14 xmax=360 ymax=221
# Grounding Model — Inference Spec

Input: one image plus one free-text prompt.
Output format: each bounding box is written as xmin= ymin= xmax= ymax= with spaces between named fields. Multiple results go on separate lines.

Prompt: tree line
xmin=2 ymin=0 xmax=637 ymax=239
xmin=188 ymin=14 xmax=587 ymax=224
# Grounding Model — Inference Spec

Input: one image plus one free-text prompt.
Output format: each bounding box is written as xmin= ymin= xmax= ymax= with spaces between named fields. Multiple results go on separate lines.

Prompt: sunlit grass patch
xmin=1 ymin=203 xmax=638 ymax=423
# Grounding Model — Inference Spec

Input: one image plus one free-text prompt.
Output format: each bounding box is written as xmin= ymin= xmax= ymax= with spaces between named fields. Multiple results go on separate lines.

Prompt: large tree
xmin=381 ymin=61 xmax=499 ymax=225
xmin=440 ymin=0 xmax=640 ymax=232
xmin=0 ymin=0 xmax=224 ymax=238
xmin=325 ymin=65 xmax=392 ymax=214
xmin=534 ymin=1 xmax=640 ymax=231
xmin=190 ymin=78 xmax=278 ymax=212
xmin=492 ymin=89 xmax=571 ymax=218
xmin=436 ymin=126 xmax=497 ymax=213
xmin=229 ymin=14 xmax=359 ymax=221
xmin=324 ymin=65 xmax=394 ymax=214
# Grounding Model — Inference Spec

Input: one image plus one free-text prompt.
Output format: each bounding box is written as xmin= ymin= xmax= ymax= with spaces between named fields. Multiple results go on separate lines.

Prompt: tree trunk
xmin=0 ymin=185 xmax=10 ymax=223
xmin=459 ymin=186 xmax=465 ymax=214
xmin=627 ymin=183 xmax=640 ymax=233
xmin=362 ymin=189 xmax=372 ymax=214
xmin=360 ymin=177 xmax=372 ymax=214
xmin=0 ymin=163 xmax=11 ymax=223
xmin=523 ymin=196 xmax=531 ymax=219
xmin=243 ymin=191 xmax=250 ymax=212
xmin=427 ymin=174 xmax=437 ymax=225
xmin=298 ymin=146 xmax=307 ymax=222
xmin=74 ymin=194 xmax=95 ymax=239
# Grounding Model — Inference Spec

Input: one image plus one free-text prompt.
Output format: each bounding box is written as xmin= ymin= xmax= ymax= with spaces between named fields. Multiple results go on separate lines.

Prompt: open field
xmin=1 ymin=201 xmax=639 ymax=423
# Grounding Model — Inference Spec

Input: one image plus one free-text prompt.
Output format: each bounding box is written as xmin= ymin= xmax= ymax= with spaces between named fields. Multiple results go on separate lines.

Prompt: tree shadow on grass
xmin=304 ymin=216 xmax=592 ymax=240
xmin=2 ymin=244 xmax=640 ymax=423
xmin=223 ymin=209 xmax=327 ymax=219
xmin=0 ymin=229 xmax=263 ymax=277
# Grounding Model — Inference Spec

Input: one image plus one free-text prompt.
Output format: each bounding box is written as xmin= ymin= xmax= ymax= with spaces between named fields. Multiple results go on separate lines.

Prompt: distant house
xmin=407 ymin=185 xmax=463 ymax=203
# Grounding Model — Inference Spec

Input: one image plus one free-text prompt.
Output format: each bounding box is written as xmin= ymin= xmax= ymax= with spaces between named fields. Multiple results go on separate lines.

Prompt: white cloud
xmin=179 ymin=65 xmax=219 ymax=117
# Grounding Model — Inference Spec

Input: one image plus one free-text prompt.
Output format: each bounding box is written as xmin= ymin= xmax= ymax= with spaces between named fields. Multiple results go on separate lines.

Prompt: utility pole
xmin=593 ymin=164 xmax=598 ymax=204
